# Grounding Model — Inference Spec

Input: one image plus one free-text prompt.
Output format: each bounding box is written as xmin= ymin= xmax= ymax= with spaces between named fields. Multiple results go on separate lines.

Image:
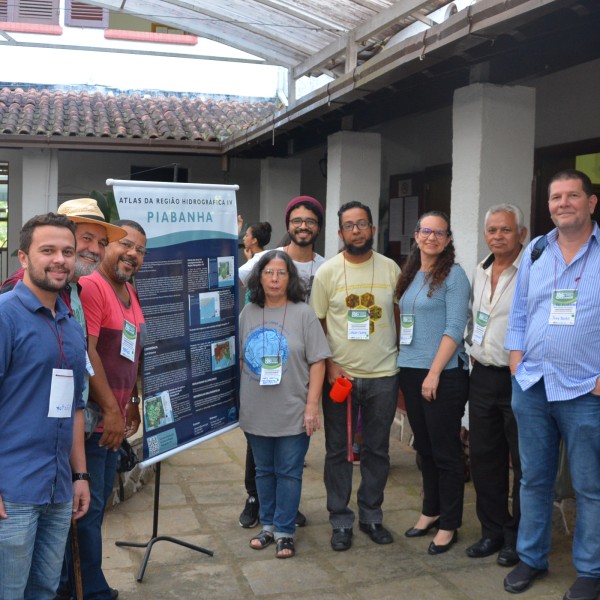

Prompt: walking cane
xmin=70 ymin=518 xmax=84 ymax=600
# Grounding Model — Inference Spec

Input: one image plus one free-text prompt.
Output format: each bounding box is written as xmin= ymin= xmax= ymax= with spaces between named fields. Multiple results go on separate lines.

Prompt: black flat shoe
xmin=404 ymin=518 xmax=440 ymax=538
xmin=359 ymin=522 xmax=393 ymax=544
xmin=428 ymin=530 xmax=458 ymax=555
xmin=466 ymin=537 xmax=503 ymax=558
xmin=331 ymin=527 xmax=353 ymax=551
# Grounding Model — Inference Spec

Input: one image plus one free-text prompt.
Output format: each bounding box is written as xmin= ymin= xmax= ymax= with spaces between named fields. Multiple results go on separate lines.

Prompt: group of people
xmin=1 ymin=167 xmax=598 ymax=600
xmin=236 ymin=170 xmax=600 ymax=600
xmin=0 ymin=199 xmax=147 ymax=600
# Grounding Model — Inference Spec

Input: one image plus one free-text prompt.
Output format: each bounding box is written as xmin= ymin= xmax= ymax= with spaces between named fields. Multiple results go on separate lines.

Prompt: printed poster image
xmin=211 ymin=336 xmax=235 ymax=371
xmin=144 ymin=391 xmax=175 ymax=432
xmin=108 ymin=180 xmax=240 ymax=467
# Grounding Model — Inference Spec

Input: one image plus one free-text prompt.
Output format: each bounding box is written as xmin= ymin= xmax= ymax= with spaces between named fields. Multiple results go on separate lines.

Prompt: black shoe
xmin=563 ymin=577 xmax=600 ymax=600
xmin=504 ymin=561 xmax=547 ymax=593
xmin=497 ymin=544 xmax=519 ymax=567
xmin=295 ymin=510 xmax=307 ymax=527
xmin=466 ymin=537 xmax=503 ymax=558
xmin=331 ymin=527 xmax=353 ymax=551
xmin=428 ymin=530 xmax=458 ymax=555
xmin=109 ymin=590 xmax=119 ymax=600
xmin=239 ymin=495 xmax=259 ymax=528
xmin=404 ymin=518 xmax=440 ymax=538
xmin=53 ymin=589 xmax=72 ymax=600
xmin=359 ymin=522 xmax=393 ymax=545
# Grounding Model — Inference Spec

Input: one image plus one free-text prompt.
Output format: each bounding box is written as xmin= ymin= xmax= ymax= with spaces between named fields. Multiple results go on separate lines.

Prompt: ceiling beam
xmin=293 ymin=0 xmax=435 ymax=78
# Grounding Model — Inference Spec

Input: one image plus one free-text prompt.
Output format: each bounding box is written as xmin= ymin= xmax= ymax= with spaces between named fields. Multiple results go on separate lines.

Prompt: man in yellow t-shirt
xmin=311 ymin=201 xmax=400 ymax=552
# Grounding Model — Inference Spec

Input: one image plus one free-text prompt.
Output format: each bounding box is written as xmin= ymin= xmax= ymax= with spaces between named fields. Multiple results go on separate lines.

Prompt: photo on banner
xmin=108 ymin=179 xmax=240 ymax=466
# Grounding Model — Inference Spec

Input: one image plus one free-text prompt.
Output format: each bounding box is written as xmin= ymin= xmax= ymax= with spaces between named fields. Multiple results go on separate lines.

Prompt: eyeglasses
xmin=262 ymin=269 xmax=288 ymax=277
xmin=118 ymin=239 xmax=148 ymax=256
xmin=417 ymin=227 xmax=449 ymax=239
xmin=341 ymin=220 xmax=371 ymax=232
xmin=289 ymin=217 xmax=318 ymax=228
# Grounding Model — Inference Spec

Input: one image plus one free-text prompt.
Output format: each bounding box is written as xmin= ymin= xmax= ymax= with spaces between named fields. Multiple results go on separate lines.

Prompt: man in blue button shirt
xmin=504 ymin=170 xmax=600 ymax=600
xmin=0 ymin=213 xmax=89 ymax=600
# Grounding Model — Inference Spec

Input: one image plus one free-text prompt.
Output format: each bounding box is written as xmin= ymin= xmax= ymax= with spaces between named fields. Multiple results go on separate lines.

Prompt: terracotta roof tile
xmin=0 ymin=87 xmax=279 ymax=143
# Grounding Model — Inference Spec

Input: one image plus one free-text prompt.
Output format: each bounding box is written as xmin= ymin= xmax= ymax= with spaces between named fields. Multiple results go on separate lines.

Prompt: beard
xmin=73 ymin=251 xmax=101 ymax=279
xmin=27 ymin=259 xmax=71 ymax=292
xmin=112 ymin=256 xmax=138 ymax=283
xmin=289 ymin=228 xmax=318 ymax=248
xmin=345 ymin=236 xmax=374 ymax=256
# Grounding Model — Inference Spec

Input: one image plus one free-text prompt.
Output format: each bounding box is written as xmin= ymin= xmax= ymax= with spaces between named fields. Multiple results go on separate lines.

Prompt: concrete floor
xmin=102 ymin=426 xmax=577 ymax=600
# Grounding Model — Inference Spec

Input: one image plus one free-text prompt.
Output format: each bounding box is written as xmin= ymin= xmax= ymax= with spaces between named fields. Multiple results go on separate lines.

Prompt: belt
xmin=474 ymin=360 xmax=510 ymax=372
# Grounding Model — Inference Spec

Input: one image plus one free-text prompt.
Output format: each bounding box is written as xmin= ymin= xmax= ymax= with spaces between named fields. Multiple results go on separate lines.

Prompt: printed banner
xmin=107 ymin=179 xmax=240 ymax=467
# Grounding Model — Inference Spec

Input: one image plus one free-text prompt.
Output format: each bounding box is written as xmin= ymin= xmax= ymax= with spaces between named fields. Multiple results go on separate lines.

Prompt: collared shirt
xmin=0 ymin=282 xmax=86 ymax=504
xmin=468 ymin=248 xmax=523 ymax=368
xmin=506 ymin=222 xmax=600 ymax=401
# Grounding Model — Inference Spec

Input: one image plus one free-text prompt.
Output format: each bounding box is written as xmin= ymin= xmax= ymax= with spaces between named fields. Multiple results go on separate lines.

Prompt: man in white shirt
xmin=465 ymin=204 xmax=527 ymax=568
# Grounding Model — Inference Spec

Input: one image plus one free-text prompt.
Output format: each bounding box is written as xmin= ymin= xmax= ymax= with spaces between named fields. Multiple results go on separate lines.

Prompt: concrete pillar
xmin=259 ymin=157 xmax=301 ymax=246
xmin=451 ymin=84 xmax=536 ymax=279
xmin=22 ymin=148 xmax=59 ymax=222
xmin=325 ymin=131 xmax=381 ymax=258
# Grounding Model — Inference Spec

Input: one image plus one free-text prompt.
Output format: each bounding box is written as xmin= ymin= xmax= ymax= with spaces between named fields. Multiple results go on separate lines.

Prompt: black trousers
xmin=400 ymin=367 xmax=469 ymax=530
xmin=468 ymin=361 xmax=521 ymax=545
xmin=244 ymin=441 xmax=257 ymax=497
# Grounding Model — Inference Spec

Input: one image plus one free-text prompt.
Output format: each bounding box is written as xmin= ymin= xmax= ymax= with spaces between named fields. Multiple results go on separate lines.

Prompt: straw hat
xmin=58 ymin=198 xmax=127 ymax=243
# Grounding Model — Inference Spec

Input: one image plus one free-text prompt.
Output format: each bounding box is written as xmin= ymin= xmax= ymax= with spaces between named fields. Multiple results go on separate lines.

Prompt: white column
xmin=22 ymin=148 xmax=59 ymax=222
xmin=325 ymin=131 xmax=382 ymax=258
xmin=451 ymin=84 xmax=536 ymax=278
xmin=259 ymin=157 xmax=301 ymax=246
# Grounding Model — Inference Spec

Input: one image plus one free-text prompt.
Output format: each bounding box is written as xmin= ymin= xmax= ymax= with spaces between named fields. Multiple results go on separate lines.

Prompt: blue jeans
xmin=62 ymin=433 xmax=119 ymax=599
xmin=246 ymin=432 xmax=310 ymax=538
xmin=0 ymin=501 xmax=72 ymax=600
xmin=512 ymin=378 xmax=600 ymax=576
xmin=322 ymin=374 xmax=399 ymax=528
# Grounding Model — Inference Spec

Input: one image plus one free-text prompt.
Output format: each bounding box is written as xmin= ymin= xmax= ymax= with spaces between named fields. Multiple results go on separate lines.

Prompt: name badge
xmin=121 ymin=319 xmax=137 ymax=361
xmin=85 ymin=351 xmax=95 ymax=376
xmin=260 ymin=355 xmax=282 ymax=385
xmin=400 ymin=314 xmax=415 ymax=345
xmin=549 ymin=289 xmax=577 ymax=326
xmin=48 ymin=368 xmax=74 ymax=418
xmin=472 ymin=311 xmax=490 ymax=345
xmin=347 ymin=309 xmax=370 ymax=340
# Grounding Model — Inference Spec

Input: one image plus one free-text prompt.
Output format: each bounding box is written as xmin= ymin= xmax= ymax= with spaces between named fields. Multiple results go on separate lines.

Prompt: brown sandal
xmin=275 ymin=537 xmax=295 ymax=558
xmin=249 ymin=530 xmax=274 ymax=550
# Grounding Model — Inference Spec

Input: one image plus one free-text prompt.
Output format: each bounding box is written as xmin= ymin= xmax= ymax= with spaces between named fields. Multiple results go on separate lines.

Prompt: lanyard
xmin=400 ymin=274 xmax=428 ymax=316
xmin=41 ymin=314 xmax=70 ymax=369
xmin=476 ymin=265 xmax=517 ymax=319
xmin=553 ymin=242 xmax=591 ymax=291
xmin=343 ymin=253 xmax=374 ymax=306
xmin=262 ymin=302 xmax=288 ymax=358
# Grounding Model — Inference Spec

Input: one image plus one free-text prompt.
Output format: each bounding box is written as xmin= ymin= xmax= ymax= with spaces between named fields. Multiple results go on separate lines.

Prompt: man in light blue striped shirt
xmin=503 ymin=170 xmax=600 ymax=600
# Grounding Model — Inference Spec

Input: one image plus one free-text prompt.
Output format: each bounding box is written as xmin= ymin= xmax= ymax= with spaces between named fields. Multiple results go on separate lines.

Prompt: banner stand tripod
xmin=116 ymin=461 xmax=213 ymax=582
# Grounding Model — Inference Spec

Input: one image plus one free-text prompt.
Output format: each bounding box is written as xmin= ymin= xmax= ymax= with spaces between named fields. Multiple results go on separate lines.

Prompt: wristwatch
xmin=72 ymin=472 xmax=91 ymax=482
xmin=129 ymin=396 xmax=141 ymax=405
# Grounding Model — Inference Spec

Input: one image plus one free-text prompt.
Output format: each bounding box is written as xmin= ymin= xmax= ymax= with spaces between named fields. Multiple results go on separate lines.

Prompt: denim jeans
xmin=512 ymin=378 xmax=600 ymax=577
xmin=0 ymin=500 xmax=72 ymax=600
xmin=62 ymin=433 xmax=119 ymax=599
xmin=400 ymin=367 xmax=469 ymax=530
xmin=246 ymin=432 xmax=310 ymax=538
xmin=322 ymin=374 xmax=399 ymax=528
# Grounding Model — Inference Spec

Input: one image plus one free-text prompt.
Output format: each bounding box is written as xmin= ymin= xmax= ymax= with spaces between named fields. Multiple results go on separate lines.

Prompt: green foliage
xmin=90 ymin=190 xmax=120 ymax=222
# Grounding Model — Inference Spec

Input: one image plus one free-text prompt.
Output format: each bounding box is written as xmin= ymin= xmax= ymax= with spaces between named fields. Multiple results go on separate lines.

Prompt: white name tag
xmin=400 ymin=314 xmax=414 ymax=345
xmin=48 ymin=368 xmax=74 ymax=418
xmin=549 ymin=289 xmax=577 ymax=326
xmin=260 ymin=355 xmax=282 ymax=385
xmin=347 ymin=309 xmax=370 ymax=340
xmin=121 ymin=319 xmax=137 ymax=361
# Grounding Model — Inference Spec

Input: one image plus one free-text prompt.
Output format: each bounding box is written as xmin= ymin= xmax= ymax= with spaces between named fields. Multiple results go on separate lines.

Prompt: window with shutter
xmin=14 ymin=0 xmax=59 ymax=24
xmin=65 ymin=0 xmax=107 ymax=28
xmin=0 ymin=0 xmax=8 ymax=21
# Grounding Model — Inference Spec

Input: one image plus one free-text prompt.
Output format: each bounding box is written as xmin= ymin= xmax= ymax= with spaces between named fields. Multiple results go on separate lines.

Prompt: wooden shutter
xmin=65 ymin=0 xmax=107 ymax=28
xmin=14 ymin=0 xmax=59 ymax=24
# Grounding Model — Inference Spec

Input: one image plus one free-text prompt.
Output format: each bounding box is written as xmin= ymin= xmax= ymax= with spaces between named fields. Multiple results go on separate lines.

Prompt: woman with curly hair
xmin=398 ymin=211 xmax=470 ymax=555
